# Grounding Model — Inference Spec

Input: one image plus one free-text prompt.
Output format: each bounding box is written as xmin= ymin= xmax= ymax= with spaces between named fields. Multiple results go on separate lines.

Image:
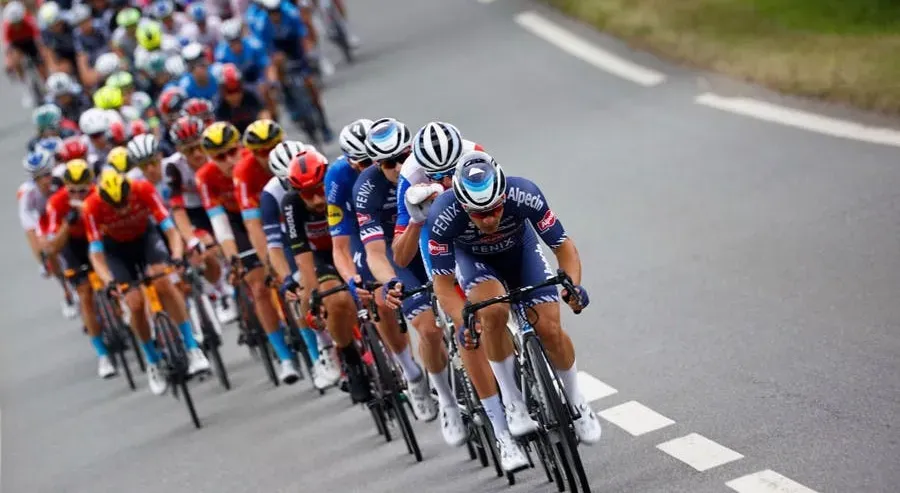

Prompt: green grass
xmin=547 ymin=0 xmax=900 ymax=113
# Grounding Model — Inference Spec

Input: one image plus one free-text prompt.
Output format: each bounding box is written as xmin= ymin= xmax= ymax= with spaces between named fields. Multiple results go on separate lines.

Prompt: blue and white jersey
xmin=352 ymin=165 xmax=398 ymax=246
xmin=246 ymin=0 xmax=306 ymax=60
xmin=213 ymin=36 xmax=270 ymax=83
xmin=177 ymin=66 xmax=218 ymax=100
xmin=260 ymin=176 xmax=299 ymax=274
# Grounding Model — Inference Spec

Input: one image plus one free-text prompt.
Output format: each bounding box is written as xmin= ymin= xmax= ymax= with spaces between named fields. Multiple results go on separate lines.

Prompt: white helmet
xmin=118 ymin=105 xmax=141 ymax=122
xmin=451 ymin=150 xmax=507 ymax=213
xmin=79 ymin=108 xmax=109 ymax=135
xmin=94 ymin=52 xmax=122 ymax=78
xmin=257 ymin=0 xmax=279 ymax=10
xmin=3 ymin=1 xmax=25 ymax=23
xmin=413 ymin=121 xmax=463 ymax=176
xmin=220 ymin=18 xmax=242 ymax=41
xmin=339 ymin=118 xmax=373 ymax=161
xmin=181 ymin=42 xmax=204 ymax=63
xmin=23 ymin=150 xmax=56 ymax=176
xmin=268 ymin=140 xmax=306 ymax=178
xmin=36 ymin=2 xmax=61 ymax=29
xmin=68 ymin=3 xmax=91 ymax=24
xmin=165 ymin=55 xmax=186 ymax=77
xmin=46 ymin=72 xmax=75 ymax=97
xmin=365 ymin=118 xmax=411 ymax=162
xmin=127 ymin=133 xmax=159 ymax=163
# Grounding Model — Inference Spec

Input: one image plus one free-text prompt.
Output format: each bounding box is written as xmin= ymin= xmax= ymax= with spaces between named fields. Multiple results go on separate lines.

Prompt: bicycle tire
xmin=526 ymin=337 xmax=591 ymax=493
xmin=155 ymin=312 xmax=202 ymax=429
xmin=390 ymin=392 xmax=422 ymax=462
xmin=96 ymin=293 xmax=136 ymax=390
xmin=260 ymin=337 xmax=279 ymax=387
xmin=520 ymin=342 xmax=566 ymax=491
xmin=179 ymin=381 xmax=202 ymax=429
xmin=361 ymin=322 xmax=397 ymax=443
xmin=195 ymin=292 xmax=231 ymax=390
xmin=237 ymin=284 xmax=279 ymax=386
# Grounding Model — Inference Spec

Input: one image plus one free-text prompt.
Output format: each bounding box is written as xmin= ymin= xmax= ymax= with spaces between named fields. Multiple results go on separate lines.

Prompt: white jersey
xmin=262 ymin=176 xmax=288 ymax=249
xmin=162 ymin=152 xmax=203 ymax=209
xmin=399 ymin=139 xmax=480 ymax=187
xmin=179 ymin=19 xmax=222 ymax=49
xmin=17 ymin=180 xmax=48 ymax=233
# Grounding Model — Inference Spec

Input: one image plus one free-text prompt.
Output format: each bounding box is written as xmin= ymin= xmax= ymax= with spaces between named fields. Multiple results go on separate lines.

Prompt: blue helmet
xmin=451 ymin=150 xmax=506 ymax=212
xmin=23 ymin=150 xmax=55 ymax=177
xmin=36 ymin=136 xmax=63 ymax=157
xmin=187 ymin=3 xmax=206 ymax=22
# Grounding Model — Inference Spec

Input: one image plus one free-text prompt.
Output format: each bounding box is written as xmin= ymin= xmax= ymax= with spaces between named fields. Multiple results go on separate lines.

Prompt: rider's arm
xmin=281 ymin=192 xmax=319 ymax=291
xmin=353 ymin=178 xmax=396 ymax=283
xmin=18 ymin=190 xmax=44 ymax=264
xmin=44 ymin=200 xmax=70 ymax=255
xmin=196 ymin=170 xmax=239 ymax=259
xmin=391 ymin=174 xmax=421 ymax=268
xmin=139 ymin=181 xmax=184 ymax=260
xmin=330 ymin=236 xmax=356 ymax=282
xmin=236 ymin=179 xmax=269 ymax=268
xmin=261 ymin=187 xmax=291 ymax=280
xmin=83 ymin=201 xmax=114 ymax=284
xmin=520 ymin=179 xmax=581 ymax=285
xmin=426 ymin=205 xmax=464 ymax=326
xmin=325 ymin=168 xmax=359 ymax=282
xmin=164 ymin=165 xmax=200 ymax=246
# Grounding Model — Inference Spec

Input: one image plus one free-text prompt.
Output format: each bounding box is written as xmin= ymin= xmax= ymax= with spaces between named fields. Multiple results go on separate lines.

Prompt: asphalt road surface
xmin=2 ymin=0 xmax=899 ymax=492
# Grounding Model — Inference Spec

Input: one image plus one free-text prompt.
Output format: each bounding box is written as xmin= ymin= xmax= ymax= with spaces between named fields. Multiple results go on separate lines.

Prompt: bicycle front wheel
xmin=155 ymin=312 xmax=202 ymax=429
xmin=196 ymin=293 xmax=231 ymax=390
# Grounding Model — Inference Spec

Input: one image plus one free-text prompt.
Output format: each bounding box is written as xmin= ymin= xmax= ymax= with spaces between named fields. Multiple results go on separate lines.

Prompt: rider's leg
xmin=122 ymin=289 xmax=157 ymax=362
xmin=372 ymin=287 xmax=421 ymax=381
xmin=151 ymin=265 xmax=200 ymax=350
xmin=246 ymin=265 xmax=293 ymax=362
xmin=302 ymin=75 xmax=333 ymax=134
xmin=77 ymin=281 xmax=105 ymax=354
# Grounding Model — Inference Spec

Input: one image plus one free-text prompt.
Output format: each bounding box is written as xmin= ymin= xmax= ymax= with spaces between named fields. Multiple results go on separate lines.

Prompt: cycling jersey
xmin=54 ymin=93 xmax=92 ymax=123
xmin=83 ymin=179 xmax=172 ymax=244
xmin=45 ymin=186 xmax=88 ymax=240
xmin=3 ymin=16 xmax=39 ymax=45
xmin=73 ymin=20 xmax=109 ymax=66
xmin=426 ymin=177 xmax=566 ymax=306
xmin=280 ymin=185 xmax=339 ymax=282
xmin=110 ymin=27 xmax=138 ymax=60
xmin=212 ymin=88 xmax=263 ymax=134
xmin=233 ymin=150 xmax=273 ymax=221
xmin=162 ymin=152 xmax=203 ymax=209
xmin=213 ymin=36 xmax=269 ymax=83
xmin=177 ymin=66 xmax=218 ymax=100
xmin=180 ymin=19 xmax=221 ymax=50
xmin=259 ymin=177 xmax=298 ymax=272
xmin=324 ymin=156 xmax=369 ymax=281
xmin=246 ymin=1 xmax=307 ymax=60
xmin=41 ymin=27 xmax=77 ymax=64
xmin=17 ymin=180 xmax=49 ymax=232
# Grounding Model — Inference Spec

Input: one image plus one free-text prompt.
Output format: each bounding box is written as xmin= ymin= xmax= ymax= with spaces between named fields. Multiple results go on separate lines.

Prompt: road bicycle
xmin=183 ymin=264 xmax=230 ymax=390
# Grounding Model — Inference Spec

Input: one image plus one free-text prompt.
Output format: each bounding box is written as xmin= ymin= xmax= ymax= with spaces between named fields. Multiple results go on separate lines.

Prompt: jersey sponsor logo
xmin=355 ymin=180 xmax=375 ymax=209
xmin=327 ymin=204 xmax=344 ymax=226
xmin=470 ymin=236 xmax=516 ymax=254
xmin=508 ymin=186 xmax=544 ymax=210
xmin=284 ymin=203 xmax=298 ymax=239
xmin=537 ymin=209 xmax=557 ymax=232
xmin=428 ymin=239 xmax=449 ymax=256
xmin=431 ymin=201 xmax=460 ymax=234
xmin=356 ymin=212 xmax=372 ymax=225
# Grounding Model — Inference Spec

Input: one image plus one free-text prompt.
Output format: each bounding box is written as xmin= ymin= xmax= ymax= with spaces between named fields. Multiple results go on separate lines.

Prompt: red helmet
xmin=217 ymin=63 xmax=242 ymax=92
xmin=105 ymin=119 xmax=131 ymax=146
xmin=287 ymin=150 xmax=328 ymax=191
xmin=180 ymin=98 xmax=215 ymax=125
xmin=168 ymin=115 xmax=205 ymax=147
xmin=59 ymin=136 xmax=88 ymax=162
xmin=157 ymin=87 xmax=188 ymax=120
xmin=129 ymin=119 xmax=148 ymax=137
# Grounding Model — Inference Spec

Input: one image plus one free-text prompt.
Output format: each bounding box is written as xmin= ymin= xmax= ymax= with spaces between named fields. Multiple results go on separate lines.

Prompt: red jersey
xmin=196 ymin=160 xmax=241 ymax=215
xmin=45 ymin=187 xmax=91 ymax=240
xmin=83 ymin=180 xmax=170 ymax=243
xmin=3 ymin=16 xmax=39 ymax=45
xmin=233 ymin=151 xmax=273 ymax=214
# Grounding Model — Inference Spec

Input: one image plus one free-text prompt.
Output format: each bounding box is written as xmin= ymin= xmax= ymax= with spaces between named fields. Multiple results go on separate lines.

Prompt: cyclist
xmin=180 ymin=97 xmax=215 ymax=125
xmin=180 ymin=3 xmax=221 ymax=50
xmin=2 ymin=1 xmax=47 ymax=82
xmin=19 ymin=149 xmax=78 ymax=318
xmin=84 ymin=169 xmax=211 ymax=395
xmin=177 ymin=42 xmax=217 ymax=101
xmin=28 ymin=103 xmax=76 ymax=152
xmin=196 ymin=121 xmax=299 ymax=383
xmin=214 ymin=19 xmax=279 ymax=119
xmin=58 ymin=135 xmax=90 ymax=164
xmin=80 ymin=107 xmax=113 ymax=169
xmin=356 ymin=118 xmax=466 ymax=444
xmin=246 ymin=0 xmax=333 ymax=143
xmin=44 ymin=159 xmax=116 ymax=378
xmin=36 ymin=2 xmax=76 ymax=76
xmin=45 ymin=72 xmax=91 ymax=123
xmin=426 ymin=150 xmax=603 ymax=446
xmin=212 ymin=63 xmax=269 ymax=134
xmin=147 ymin=0 xmax=187 ymax=38
xmin=262 ymin=142 xmax=343 ymax=391
xmin=110 ymin=7 xmax=141 ymax=66
xmin=70 ymin=3 xmax=109 ymax=88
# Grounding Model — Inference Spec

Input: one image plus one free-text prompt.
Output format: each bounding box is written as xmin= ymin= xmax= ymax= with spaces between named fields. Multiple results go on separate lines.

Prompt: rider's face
xmin=299 ymin=185 xmax=326 ymax=214
xmin=179 ymin=142 xmax=207 ymax=168
xmin=210 ymin=146 xmax=240 ymax=173
xmin=468 ymin=204 xmax=504 ymax=234
xmin=34 ymin=174 xmax=52 ymax=194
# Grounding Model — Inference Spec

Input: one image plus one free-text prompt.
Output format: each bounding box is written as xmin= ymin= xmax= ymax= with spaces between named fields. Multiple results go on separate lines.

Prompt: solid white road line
xmin=577 ymin=371 xmax=618 ymax=403
xmin=598 ymin=400 xmax=675 ymax=436
xmin=656 ymin=433 xmax=744 ymax=472
xmin=696 ymin=93 xmax=900 ymax=148
xmin=515 ymin=11 xmax=667 ymax=87
xmin=726 ymin=470 xmax=821 ymax=493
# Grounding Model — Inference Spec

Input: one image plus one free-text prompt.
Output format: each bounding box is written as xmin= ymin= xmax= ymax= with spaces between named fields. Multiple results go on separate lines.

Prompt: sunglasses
xmin=468 ymin=203 xmax=504 ymax=220
xmin=299 ymin=183 xmax=325 ymax=200
xmin=426 ymin=169 xmax=454 ymax=181
xmin=179 ymin=142 xmax=204 ymax=154
xmin=212 ymin=147 xmax=239 ymax=161
xmin=68 ymin=185 xmax=91 ymax=195
xmin=379 ymin=151 xmax=410 ymax=170
xmin=252 ymin=146 xmax=275 ymax=158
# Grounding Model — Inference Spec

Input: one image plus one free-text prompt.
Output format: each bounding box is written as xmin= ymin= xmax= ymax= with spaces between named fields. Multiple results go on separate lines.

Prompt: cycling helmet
xmin=169 ymin=115 xmax=204 ymax=146
xmin=287 ymin=150 xmax=328 ymax=191
xmin=94 ymin=52 xmax=122 ymax=79
xmin=118 ymin=105 xmax=141 ymax=122
xmin=187 ymin=3 xmax=206 ymax=22
xmin=413 ymin=122 xmax=463 ymax=176
xmin=216 ymin=62 xmax=241 ymax=91
xmin=136 ymin=20 xmax=163 ymax=50
xmin=130 ymin=119 xmax=149 ymax=137
xmin=339 ymin=118 xmax=373 ymax=161
xmin=36 ymin=136 xmax=63 ymax=157
xmin=46 ymin=72 xmax=75 ymax=97
xmin=180 ymin=98 xmax=215 ymax=124
xmin=106 ymin=119 xmax=131 ymax=146
xmin=97 ymin=169 xmax=131 ymax=208
xmin=268 ymin=140 xmax=306 ymax=178
xmin=23 ymin=150 xmax=55 ymax=176
xmin=181 ymin=42 xmax=205 ymax=64
xmin=365 ymin=118 xmax=411 ymax=161
xmin=105 ymin=71 xmax=134 ymax=90
xmin=62 ymin=159 xmax=93 ymax=186
xmin=220 ymin=18 xmax=242 ymax=41
xmin=144 ymin=51 xmax=168 ymax=75
xmin=451 ymin=150 xmax=507 ymax=213
xmin=3 ymin=2 xmax=25 ymax=23
xmin=157 ymin=87 xmax=187 ymax=119
xmin=79 ymin=108 xmax=109 ymax=135
xmin=148 ymin=0 xmax=175 ymax=20
xmin=165 ymin=55 xmax=187 ymax=77
xmin=243 ymin=119 xmax=283 ymax=150
xmin=93 ymin=86 xmax=123 ymax=110
xmin=36 ymin=2 xmax=61 ymax=30
xmin=130 ymin=92 xmax=152 ymax=114
xmin=258 ymin=0 xmax=279 ymax=10
xmin=33 ymin=104 xmax=62 ymax=131
xmin=115 ymin=7 xmax=141 ymax=28
xmin=127 ymin=133 xmax=159 ymax=165
xmin=106 ymin=146 xmax=130 ymax=173
xmin=59 ymin=136 xmax=88 ymax=162
xmin=68 ymin=4 xmax=91 ymax=25
xmin=202 ymin=121 xmax=240 ymax=152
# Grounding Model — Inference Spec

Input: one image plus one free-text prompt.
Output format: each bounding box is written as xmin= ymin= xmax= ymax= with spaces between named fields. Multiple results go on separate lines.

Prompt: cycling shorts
xmin=455 ymin=233 xmax=559 ymax=309
xmin=385 ymin=244 xmax=431 ymax=319
xmin=10 ymin=39 xmax=40 ymax=64
xmin=229 ymin=213 xmax=262 ymax=271
xmin=60 ymin=237 xmax=90 ymax=286
xmin=103 ymin=226 xmax=170 ymax=284
xmin=186 ymin=206 xmax=215 ymax=242
xmin=310 ymin=250 xmax=340 ymax=284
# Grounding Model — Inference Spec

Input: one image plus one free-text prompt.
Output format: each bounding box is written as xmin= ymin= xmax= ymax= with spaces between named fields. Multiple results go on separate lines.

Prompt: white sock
xmin=429 ymin=367 xmax=455 ymax=409
xmin=488 ymin=354 xmax=523 ymax=407
xmin=317 ymin=329 xmax=333 ymax=349
xmin=481 ymin=394 xmax=507 ymax=433
xmin=556 ymin=360 xmax=585 ymax=407
xmin=393 ymin=346 xmax=422 ymax=382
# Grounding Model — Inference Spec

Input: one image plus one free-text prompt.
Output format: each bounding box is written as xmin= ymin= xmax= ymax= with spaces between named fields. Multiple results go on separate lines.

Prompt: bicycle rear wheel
xmin=96 ymin=294 xmax=136 ymax=390
xmin=196 ymin=293 xmax=230 ymax=390
xmin=155 ymin=313 xmax=202 ymax=429
xmin=237 ymin=284 xmax=279 ymax=386
xmin=390 ymin=392 xmax=422 ymax=462
xmin=361 ymin=323 xmax=396 ymax=443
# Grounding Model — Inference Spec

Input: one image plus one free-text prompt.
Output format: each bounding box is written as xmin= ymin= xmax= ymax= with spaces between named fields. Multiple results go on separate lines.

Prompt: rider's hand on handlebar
xmin=561 ymin=284 xmax=590 ymax=313
xmin=280 ymin=276 xmax=300 ymax=301
xmin=458 ymin=320 xmax=482 ymax=351
xmin=383 ymin=277 xmax=404 ymax=310
xmin=347 ymin=275 xmax=371 ymax=304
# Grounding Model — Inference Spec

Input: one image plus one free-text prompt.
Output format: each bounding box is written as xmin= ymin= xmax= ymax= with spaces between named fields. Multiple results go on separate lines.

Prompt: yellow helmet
xmin=242 ymin=119 xmax=284 ymax=150
xmin=97 ymin=168 xmax=131 ymax=208
xmin=202 ymin=121 xmax=240 ymax=153
xmin=106 ymin=146 xmax=131 ymax=174
xmin=93 ymin=85 xmax=123 ymax=110
xmin=136 ymin=20 xmax=163 ymax=51
xmin=62 ymin=159 xmax=94 ymax=186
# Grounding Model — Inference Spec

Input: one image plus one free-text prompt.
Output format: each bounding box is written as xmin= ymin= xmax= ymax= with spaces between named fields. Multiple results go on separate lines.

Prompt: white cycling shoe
xmin=187 ymin=348 xmax=211 ymax=376
xmin=407 ymin=375 xmax=439 ymax=422
xmin=279 ymin=359 xmax=300 ymax=385
xmin=440 ymin=405 xmax=467 ymax=447
xmin=61 ymin=299 xmax=78 ymax=320
xmin=506 ymin=401 xmax=539 ymax=437
xmin=147 ymin=363 xmax=168 ymax=395
xmin=496 ymin=430 xmax=529 ymax=472
xmin=97 ymin=355 xmax=116 ymax=379
xmin=573 ymin=402 xmax=602 ymax=444
xmin=313 ymin=356 xmax=341 ymax=390
xmin=215 ymin=296 xmax=238 ymax=324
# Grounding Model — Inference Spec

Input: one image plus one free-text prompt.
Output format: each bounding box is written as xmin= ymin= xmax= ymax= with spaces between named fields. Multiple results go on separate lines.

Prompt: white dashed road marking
xmin=696 ymin=93 xmax=900 ymax=148
xmin=599 ymin=400 xmax=675 ymax=436
xmin=577 ymin=371 xmax=618 ymax=403
xmin=726 ymin=470 xmax=821 ymax=493
xmin=477 ymin=0 xmax=497 ymax=3
xmin=515 ymin=11 xmax=667 ymax=87
xmin=657 ymin=433 xmax=744 ymax=471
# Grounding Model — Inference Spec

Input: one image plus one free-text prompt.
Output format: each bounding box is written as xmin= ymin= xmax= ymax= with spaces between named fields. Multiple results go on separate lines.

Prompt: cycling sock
xmin=90 ymin=335 xmax=108 ymax=357
xmin=481 ymin=394 xmax=508 ymax=433
xmin=556 ymin=360 xmax=585 ymax=407
xmin=316 ymin=329 xmax=333 ymax=349
xmin=489 ymin=354 xmax=523 ymax=407
xmin=393 ymin=345 xmax=422 ymax=382
xmin=141 ymin=340 xmax=160 ymax=365
xmin=300 ymin=328 xmax=320 ymax=362
xmin=177 ymin=321 xmax=199 ymax=350
xmin=267 ymin=328 xmax=293 ymax=362
xmin=428 ymin=367 xmax=455 ymax=409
